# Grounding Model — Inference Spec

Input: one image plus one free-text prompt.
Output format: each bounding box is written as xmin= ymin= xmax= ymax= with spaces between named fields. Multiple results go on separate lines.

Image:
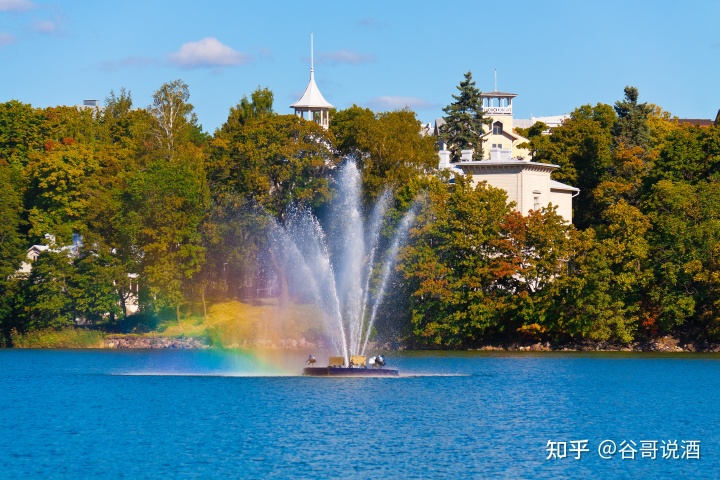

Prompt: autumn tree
xmin=439 ymin=71 xmax=490 ymax=162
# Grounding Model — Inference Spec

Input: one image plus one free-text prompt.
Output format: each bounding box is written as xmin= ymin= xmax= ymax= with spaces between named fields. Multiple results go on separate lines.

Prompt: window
xmin=533 ymin=196 xmax=541 ymax=210
xmin=492 ymin=143 xmax=503 ymax=149
xmin=492 ymin=121 xmax=503 ymax=135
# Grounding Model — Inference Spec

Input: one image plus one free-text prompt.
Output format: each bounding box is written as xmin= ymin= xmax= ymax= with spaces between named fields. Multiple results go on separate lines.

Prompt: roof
xmin=675 ymin=118 xmax=714 ymax=127
xmin=550 ymin=180 xmax=580 ymax=192
xmin=290 ymin=69 xmax=333 ymax=109
xmin=480 ymin=91 xmax=517 ymax=98
xmin=456 ymin=159 xmax=560 ymax=170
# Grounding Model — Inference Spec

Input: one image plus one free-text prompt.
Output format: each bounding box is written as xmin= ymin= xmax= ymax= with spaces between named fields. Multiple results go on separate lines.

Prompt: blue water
xmin=0 ymin=350 xmax=718 ymax=479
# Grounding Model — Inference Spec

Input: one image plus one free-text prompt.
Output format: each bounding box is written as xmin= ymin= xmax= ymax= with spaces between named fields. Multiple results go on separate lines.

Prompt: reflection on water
xmin=0 ymin=349 xmax=718 ymax=479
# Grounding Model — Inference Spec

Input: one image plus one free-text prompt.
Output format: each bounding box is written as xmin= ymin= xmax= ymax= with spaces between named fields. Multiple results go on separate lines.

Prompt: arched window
xmin=492 ymin=121 xmax=503 ymax=135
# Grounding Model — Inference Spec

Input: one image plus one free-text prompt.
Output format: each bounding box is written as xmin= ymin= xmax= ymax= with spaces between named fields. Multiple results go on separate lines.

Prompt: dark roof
xmin=480 ymin=91 xmax=517 ymax=98
xmin=675 ymin=119 xmax=714 ymax=127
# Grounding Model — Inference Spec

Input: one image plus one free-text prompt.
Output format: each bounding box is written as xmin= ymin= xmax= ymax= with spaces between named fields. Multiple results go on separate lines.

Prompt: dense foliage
xmin=1 ymin=81 xmax=719 ymax=348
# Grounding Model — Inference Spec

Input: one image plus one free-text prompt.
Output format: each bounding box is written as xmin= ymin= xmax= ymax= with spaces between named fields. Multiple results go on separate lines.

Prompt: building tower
xmin=290 ymin=33 xmax=333 ymax=129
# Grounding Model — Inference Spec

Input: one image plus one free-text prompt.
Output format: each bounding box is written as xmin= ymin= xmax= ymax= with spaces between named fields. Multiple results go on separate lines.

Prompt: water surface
xmin=0 ymin=350 xmax=717 ymax=478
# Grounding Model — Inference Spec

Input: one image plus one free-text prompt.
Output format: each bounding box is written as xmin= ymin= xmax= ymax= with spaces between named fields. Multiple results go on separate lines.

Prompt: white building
xmin=436 ymin=89 xmax=578 ymax=223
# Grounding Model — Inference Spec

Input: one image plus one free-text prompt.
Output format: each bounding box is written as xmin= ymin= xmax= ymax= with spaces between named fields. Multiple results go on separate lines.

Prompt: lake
xmin=0 ymin=349 xmax=718 ymax=478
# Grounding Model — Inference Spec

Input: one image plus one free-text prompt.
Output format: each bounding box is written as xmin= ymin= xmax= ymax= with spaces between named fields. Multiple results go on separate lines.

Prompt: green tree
xmin=148 ymin=79 xmax=200 ymax=161
xmin=612 ymin=86 xmax=653 ymax=151
xmin=23 ymin=142 xmax=101 ymax=244
xmin=533 ymin=103 xmax=615 ymax=229
xmin=439 ymin=71 xmax=489 ymax=162
xmin=399 ymin=175 xmax=512 ymax=347
xmin=20 ymin=249 xmax=77 ymax=331
xmin=643 ymin=180 xmax=720 ymax=339
xmin=0 ymin=100 xmax=44 ymax=169
xmin=647 ymin=125 xmax=720 ymax=184
xmin=495 ymin=207 xmax=576 ymax=336
xmin=332 ymin=106 xmax=438 ymax=201
xmin=220 ymin=87 xmax=275 ymax=131
xmin=210 ymin=109 xmax=337 ymax=222
xmin=548 ymin=202 xmax=651 ymax=343
xmin=70 ymin=247 xmax=125 ymax=324
xmin=0 ymin=162 xmax=26 ymax=342
xmin=117 ymin=160 xmax=206 ymax=321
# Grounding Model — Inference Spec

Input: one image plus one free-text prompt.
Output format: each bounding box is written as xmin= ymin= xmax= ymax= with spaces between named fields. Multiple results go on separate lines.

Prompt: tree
xmin=546 ymin=202 xmax=651 ymax=344
xmin=148 ymin=79 xmax=199 ymax=161
xmin=399 ymin=175 xmax=513 ymax=347
xmin=23 ymin=141 xmax=100 ymax=244
xmin=612 ymin=86 xmax=653 ymax=151
xmin=0 ymin=100 xmax=44 ymax=169
xmin=439 ymin=71 xmax=489 ymax=162
xmin=643 ymin=180 xmax=720 ymax=339
xmin=20 ymin=249 xmax=77 ymax=331
xmin=332 ymin=106 xmax=438 ymax=201
xmin=219 ymin=87 xmax=275 ymax=131
xmin=0 ymin=162 xmax=26 ymax=343
xmin=533 ymin=103 xmax=615 ymax=229
xmin=494 ymin=206 xmax=576 ymax=336
xmin=210 ymin=107 xmax=337 ymax=222
xmin=117 ymin=160 xmax=206 ymax=321
xmin=647 ymin=125 xmax=720 ymax=185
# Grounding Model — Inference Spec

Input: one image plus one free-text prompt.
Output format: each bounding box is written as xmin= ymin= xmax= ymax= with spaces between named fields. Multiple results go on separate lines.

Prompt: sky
xmin=1 ymin=0 xmax=719 ymax=133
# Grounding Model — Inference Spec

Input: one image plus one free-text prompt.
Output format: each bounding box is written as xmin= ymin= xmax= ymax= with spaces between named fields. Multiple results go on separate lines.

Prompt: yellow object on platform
xmin=350 ymin=355 xmax=367 ymax=367
xmin=328 ymin=356 xmax=345 ymax=367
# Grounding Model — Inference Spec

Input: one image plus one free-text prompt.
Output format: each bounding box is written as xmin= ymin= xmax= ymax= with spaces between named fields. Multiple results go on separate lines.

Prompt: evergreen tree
xmin=439 ymin=72 xmax=489 ymax=162
xmin=612 ymin=86 xmax=652 ymax=151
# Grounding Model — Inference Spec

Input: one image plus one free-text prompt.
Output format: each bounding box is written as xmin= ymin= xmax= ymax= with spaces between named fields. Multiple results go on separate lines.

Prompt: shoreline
xmin=101 ymin=334 xmax=720 ymax=352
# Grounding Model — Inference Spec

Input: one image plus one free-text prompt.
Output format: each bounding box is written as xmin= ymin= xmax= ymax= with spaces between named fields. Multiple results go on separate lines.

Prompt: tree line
xmin=1 ymin=75 xmax=719 ymax=348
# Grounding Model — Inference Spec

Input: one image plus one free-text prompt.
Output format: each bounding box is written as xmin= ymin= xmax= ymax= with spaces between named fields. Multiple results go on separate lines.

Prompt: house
xmin=18 ymin=234 xmax=140 ymax=317
xmin=435 ymin=89 xmax=579 ymax=223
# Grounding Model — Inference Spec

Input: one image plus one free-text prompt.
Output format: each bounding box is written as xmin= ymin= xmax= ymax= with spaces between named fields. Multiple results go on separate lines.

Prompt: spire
xmin=311 ymin=32 xmax=314 ymax=76
xmin=290 ymin=33 xmax=333 ymax=129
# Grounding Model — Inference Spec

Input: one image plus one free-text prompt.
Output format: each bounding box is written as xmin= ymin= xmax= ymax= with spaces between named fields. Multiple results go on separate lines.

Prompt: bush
xmin=10 ymin=328 xmax=105 ymax=348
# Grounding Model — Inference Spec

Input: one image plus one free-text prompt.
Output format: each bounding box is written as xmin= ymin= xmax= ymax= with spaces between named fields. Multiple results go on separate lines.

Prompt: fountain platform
xmin=303 ymin=355 xmax=398 ymax=377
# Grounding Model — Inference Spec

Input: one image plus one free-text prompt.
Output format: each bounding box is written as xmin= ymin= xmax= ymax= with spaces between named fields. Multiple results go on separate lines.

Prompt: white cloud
xmin=368 ymin=96 xmax=434 ymax=110
xmin=33 ymin=20 xmax=57 ymax=34
xmin=169 ymin=37 xmax=250 ymax=68
xmin=316 ymin=50 xmax=376 ymax=66
xmin=0 ymin=32 xmax=14 ymax=47
xmin=0 ymin=0 xmax=35 ymax=11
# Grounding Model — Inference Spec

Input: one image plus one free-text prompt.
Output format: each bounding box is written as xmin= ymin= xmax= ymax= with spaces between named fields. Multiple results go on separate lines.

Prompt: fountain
xmin=266 ymin=161 xmax=415 ymax=371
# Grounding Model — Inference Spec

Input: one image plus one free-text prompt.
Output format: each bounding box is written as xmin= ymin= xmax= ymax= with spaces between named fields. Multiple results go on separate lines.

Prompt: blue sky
xmin=1 ymin=0 xmax=719 ymax=133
